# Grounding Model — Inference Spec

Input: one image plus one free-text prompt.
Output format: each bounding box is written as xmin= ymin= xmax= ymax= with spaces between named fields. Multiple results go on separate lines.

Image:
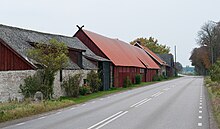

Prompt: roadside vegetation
xmin=205 ymin=60 xmax=220 ymax=128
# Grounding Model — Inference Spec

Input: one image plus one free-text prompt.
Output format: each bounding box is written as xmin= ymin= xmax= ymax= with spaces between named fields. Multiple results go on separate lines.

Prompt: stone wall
xmin=53 ymin=69 xmax=92 ymax=98
xmin=0 ymin=69 xmax=93 ymax=102
xmin=0 ymin=70 xmax=36 ymax=102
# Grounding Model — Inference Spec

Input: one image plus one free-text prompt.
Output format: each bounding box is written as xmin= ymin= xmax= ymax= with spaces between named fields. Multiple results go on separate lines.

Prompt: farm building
xmin=0 ymin=24 xmax=109 ymax=102
xmin=157 ymin=54 xmax=175 ymax=77
xmin=74 ymin=27 xmax=160 ymax=87
xmin=134 ymin=42 xmax=168 ymax=77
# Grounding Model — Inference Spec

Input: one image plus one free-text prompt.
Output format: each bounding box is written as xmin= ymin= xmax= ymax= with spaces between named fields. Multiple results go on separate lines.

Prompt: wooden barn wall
xmin=0 ymin=42 xmax=33 ymax=71
xmin=69 ymin=50 xmax=83 ymax=68
xmin=113 ymin=66 xmax=143 ymax=87
xmin=146 ymin=69 xmax=157 ymax=82
xmin=75 ymin=30 xmax=107 ymax=59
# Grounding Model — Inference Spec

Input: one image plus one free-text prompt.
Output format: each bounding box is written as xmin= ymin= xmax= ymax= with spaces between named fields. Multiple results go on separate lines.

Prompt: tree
xmin=130 ymin=37 xmax=170 ymax=54
xmin=189 ymin=47 xmax=211 ymax=75
xmin=197 ymin=21 xmax=220 ymax=64
xmin=28 ymin=39 xmax=68 ymax=99
xmin=174 ymin=62 xmax=183 ymax=73
xmin=190 ymin=21 xmax=220 ymax=75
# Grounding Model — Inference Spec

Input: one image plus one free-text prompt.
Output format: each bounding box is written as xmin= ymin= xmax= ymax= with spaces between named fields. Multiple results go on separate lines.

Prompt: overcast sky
xmin=1 ymin=0 xmax=220 ymax=66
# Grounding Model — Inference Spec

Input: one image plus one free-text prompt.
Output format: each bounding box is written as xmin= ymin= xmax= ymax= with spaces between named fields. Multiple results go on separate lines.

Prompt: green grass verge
xmin=205 ymin=77 xmax=220 ymax=128
xmin=0 ymin=76 xmax=180 ymax=123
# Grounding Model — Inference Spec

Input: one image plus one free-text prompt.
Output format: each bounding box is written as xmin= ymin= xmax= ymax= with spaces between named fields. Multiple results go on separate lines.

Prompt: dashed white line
xmin=199 ymin=106 xmax=202 ymax=109
xmin=198 ymin=116 xmax=202 ymax=119
xmin=87 ymin=111 xmax=123 ymax=129
xmin=199 ymin=110 xmax=202 ymax=113
xmin=70 ymin=107 xmax=75 ymax=110
xmin=93 ymin=111 xmax=128 ymax=129
xmin=200 ymin=100 xmax=202 ymax=102
xmin=134 ymin=98 xmax=152 ymax=108
xmin=151 ymin=92 xmax=163 ymax=97
xmin=91 ymin=101 xmax=96 ymax=104
xmin=55 ymin=112 xmax=61 ymax=115
xmin=88 ymin=111 xmax=128 ymax=129
xmin=198 ymin=123 xmax=202 ymax=127
xmin=130 ymin=98 xmax=149 ymax=108
xmin=200 ymin=103 xmax=202 ymax=105
xmin=38 ymin=116 xmax=46 ymax=120
xmin=16 ymin=122 xmax=25 ymax=126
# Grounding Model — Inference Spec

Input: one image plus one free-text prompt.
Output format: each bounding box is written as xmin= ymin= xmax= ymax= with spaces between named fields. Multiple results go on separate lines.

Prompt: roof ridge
xmin=0 ymin=24 xmax=74 ymax=39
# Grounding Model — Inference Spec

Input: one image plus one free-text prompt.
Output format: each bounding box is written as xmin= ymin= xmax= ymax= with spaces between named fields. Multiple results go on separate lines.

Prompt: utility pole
xmin=174 ymin=45 xmax=177 ymax=76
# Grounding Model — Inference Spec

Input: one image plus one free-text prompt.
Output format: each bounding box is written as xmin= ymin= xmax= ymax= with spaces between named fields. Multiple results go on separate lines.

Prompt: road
xmin=2 ymin=76 xmax=209 ymax=129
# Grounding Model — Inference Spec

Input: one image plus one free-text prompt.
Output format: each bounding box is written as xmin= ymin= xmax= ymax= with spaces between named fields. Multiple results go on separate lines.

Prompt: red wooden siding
xmin=146 ymin=69 xmax=157 ymax=82
xmin=0 ymin=41 xmax=34 ymax=71
xmin=75 ymin=30 xmax=107 ymax=59
xmin=113 ymin=66 xmax=143 ymax=87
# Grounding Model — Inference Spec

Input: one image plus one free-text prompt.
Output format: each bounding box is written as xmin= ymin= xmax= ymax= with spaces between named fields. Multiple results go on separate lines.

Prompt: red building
xmin=74 ymin=28 xmax=160 ymax=87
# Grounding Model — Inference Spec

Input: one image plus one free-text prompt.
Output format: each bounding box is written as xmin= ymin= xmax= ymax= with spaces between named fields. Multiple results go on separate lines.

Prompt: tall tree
xmin=190 ymin=21 xmax=220 ymax=75
xmin=28 ymin=39 xmax=68 ymax=99
xmin=130 ymin=37 xmax=170 ymax=54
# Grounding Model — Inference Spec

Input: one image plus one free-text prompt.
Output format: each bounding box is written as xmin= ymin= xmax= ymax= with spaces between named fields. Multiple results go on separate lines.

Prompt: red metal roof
xmin=134 ymin=43 xmax=168 ymax=66
xmin=83 ymin=30 xmax=160 ymax=69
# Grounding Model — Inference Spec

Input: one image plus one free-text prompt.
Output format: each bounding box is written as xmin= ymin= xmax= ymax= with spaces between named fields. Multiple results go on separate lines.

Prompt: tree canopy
xmin=190 ymin=21 xmax=220 ymax=75
xmin=130 ymin=37 xmax=170 ymax=54
xmin=27 ymin=39 xmax=69 ymax=99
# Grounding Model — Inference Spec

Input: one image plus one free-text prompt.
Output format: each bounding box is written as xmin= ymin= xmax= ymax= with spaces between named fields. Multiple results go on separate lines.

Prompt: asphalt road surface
xmin=2 ymin=76 xmax=209 ymax=129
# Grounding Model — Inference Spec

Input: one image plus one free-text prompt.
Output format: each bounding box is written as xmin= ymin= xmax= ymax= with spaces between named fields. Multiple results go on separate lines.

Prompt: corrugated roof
xmin=132 ymin=46 xmax=160 ymax=69
xmin=83 ymin=30 xmax=160 ymax=69
xmin=134 ymin=43 xmax=168 ymax=66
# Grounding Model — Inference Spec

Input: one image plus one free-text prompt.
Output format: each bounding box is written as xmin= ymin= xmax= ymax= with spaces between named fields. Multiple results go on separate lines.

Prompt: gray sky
xmin=1 ymin=0 xmax=220 ymax=66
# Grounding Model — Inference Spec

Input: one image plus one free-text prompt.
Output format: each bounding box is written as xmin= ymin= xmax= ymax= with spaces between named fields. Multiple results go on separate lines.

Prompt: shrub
xmin=79 ymin=85 xmax=91 ymax=95
xmin=62 ymin=74 xmax=82 ymax=97
xmin=123 ymin=76 xmax=132 ymax=88
xmin=152 ymin=74 xmax=162 ymax=81
xmin=210 ymin=60 xmax=220 ymax=84
xmin=135 ymin=74 xmax=142 ymax=84
xmin=87 ymin=70 xmax=101 ymax=93
xmin=20 ymin=71 xmax=42 ymax=98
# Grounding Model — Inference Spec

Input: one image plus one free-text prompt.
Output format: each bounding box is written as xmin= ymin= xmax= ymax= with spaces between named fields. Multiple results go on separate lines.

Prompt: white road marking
xmin=87 ymin=111 xmax=123 ymax=129
xmin=199 ymin=106 xmax=202 ymax=109
xmin=16 ymin=122 xmax=25 ymax=126
xmin=134 ymin=98 xmax=152 ymax=108
xmin=199 ymin=110 xmax=202 ymax=113
xmin=198 ymin=123 xmax=202 ymax=126
xmin=200 ymin=103 xmax=202 ymax=105
xmin=151 ymin=92 xmax=163 ymax=97
xmin=200 ymin=100 xmax=202 ymax=102
xmin=55 ymin=112 xmax=61 ymax=115
xmin=94 ymin=111 xmax=128 ymax=129
xmin=130 ymin=98 xmax=149 ymax=108
xmin=82 ymin=104 xmax=86 ymax=106
xmin=70 ymin=107 xmax=75 ymax=110
xmin=38 ymin=116 xmax=46 ymax=120
xmin=200 ymin=98 xmax=202 ymax=100
xmin=198 ymin=116 xmax=202 ymax=119
xmin=91 ymin=101 xmax=96 ymax=104
xmin=100 ymin=98 xmax=104 ymax=101
xmin=163 ymin=88 xmax=170 ymax=91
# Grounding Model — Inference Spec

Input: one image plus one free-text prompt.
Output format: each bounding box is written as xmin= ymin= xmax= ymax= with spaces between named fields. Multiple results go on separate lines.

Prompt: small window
xmin=83 ymin=79 xmax=87 ymax=85
xmin=140 ymin=68 xmax=145 ymax=73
